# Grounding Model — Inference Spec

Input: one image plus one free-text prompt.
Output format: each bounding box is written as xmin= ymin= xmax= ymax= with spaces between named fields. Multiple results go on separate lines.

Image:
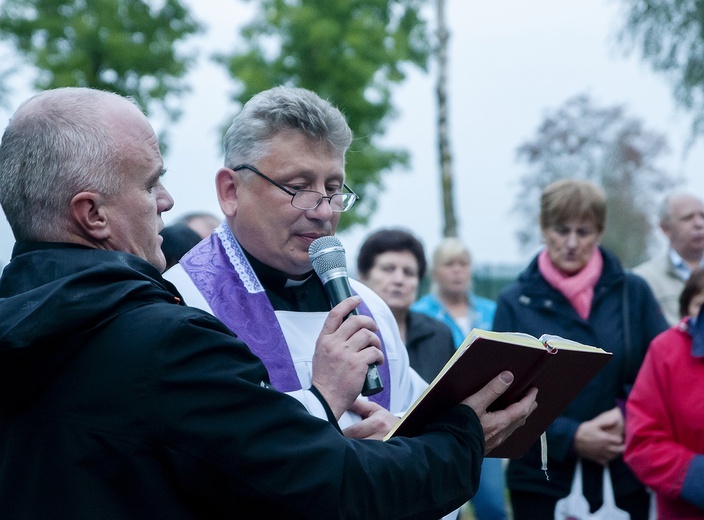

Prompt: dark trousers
xmin=510 ymin=488 xmax=651 ymax=520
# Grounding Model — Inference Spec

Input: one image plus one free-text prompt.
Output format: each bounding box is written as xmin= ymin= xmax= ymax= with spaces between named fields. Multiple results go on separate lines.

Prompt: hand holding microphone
xmin=309 ymin=236 xmax=384 ymax=397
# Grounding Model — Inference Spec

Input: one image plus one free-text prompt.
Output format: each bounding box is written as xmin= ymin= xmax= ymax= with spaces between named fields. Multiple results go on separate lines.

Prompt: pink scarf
xmin=537 ymin=247 xmax=603 ymax=320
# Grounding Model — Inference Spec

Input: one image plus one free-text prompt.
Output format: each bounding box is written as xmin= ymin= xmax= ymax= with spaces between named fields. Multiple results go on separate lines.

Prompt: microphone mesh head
xmin=309 ymin=236 xmax=347 ymax=275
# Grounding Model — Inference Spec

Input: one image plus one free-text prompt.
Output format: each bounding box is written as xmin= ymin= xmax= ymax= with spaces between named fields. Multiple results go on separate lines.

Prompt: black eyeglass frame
xmin=232 ymin=163 xmax=360 ymax=212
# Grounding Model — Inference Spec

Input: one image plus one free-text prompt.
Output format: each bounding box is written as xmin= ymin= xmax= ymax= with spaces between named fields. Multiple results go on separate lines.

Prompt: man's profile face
xmin=663 ymin=195 xmax=704 ymax=258
xmin=101 ymin=103 xmax=174 ymax=271
xmin=229 ymin=131 xmax=344 ymax=277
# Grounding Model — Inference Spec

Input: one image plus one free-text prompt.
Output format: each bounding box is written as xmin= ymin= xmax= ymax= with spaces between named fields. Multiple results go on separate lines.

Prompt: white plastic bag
xmin=554 ymin=459 xmax=630 ymax=520
xmin=591 ymin=462 xmax=629 ymax=520
xmin=555 ymin=459 xmax=591 ymax=520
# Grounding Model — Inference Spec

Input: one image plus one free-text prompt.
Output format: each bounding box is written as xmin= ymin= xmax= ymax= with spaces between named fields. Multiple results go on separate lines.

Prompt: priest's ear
xmin=69 ymin=191 xmax=110 ymax=240
xmin=216 ymin=167 xmax=240 ymax=217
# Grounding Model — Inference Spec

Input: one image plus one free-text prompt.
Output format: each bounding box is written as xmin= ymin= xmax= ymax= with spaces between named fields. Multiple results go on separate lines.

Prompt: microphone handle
xmin=322 ymin=277 xmax=384 ymax=397
xmin=361 ymin=361 xmax=384 ymax=397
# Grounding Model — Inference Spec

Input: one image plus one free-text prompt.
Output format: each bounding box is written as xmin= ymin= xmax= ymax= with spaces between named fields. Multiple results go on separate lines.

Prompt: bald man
xmin=634 ymin=192 xmax=704 ymax=325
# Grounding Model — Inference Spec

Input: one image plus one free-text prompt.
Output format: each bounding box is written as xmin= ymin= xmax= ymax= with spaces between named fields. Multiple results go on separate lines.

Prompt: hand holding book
xmin=460 ymin=370 xmax=539 ymax=455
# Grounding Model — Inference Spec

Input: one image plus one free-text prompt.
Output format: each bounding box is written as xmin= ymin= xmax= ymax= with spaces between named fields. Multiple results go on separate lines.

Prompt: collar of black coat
xmin=0 ymin=241 xmax=184 ymax=413
xmin=12 ymin=240 xmax=94 ymax=258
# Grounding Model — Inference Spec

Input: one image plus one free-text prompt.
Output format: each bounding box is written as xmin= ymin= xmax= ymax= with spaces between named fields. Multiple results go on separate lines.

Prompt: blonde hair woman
xmin=413 ymin=237 xmax=507 ymax=520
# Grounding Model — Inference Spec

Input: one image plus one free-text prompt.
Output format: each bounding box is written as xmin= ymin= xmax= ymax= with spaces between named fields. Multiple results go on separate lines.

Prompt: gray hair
xmin=659 ymin=192 xmax=704 ymax=226
xmin=223 ymin=86 xmax=353 ymax=169
xmin=659 ymin=193 xmax=678 ymax=225
xmin=0 ymin=87 xmax=129 ymax=241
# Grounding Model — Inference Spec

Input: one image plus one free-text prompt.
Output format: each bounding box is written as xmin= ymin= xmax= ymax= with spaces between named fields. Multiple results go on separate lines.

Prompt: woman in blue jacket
xmin=493 ymin=179 xmax=667 ymax=520
xmin=413 ymin=237 xmax=508 ymax=520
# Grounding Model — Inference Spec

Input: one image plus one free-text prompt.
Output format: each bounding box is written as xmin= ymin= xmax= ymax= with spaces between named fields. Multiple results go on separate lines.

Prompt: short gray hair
xmin=0 ymin=87 xmax=129 ymax=241
xmin=659 ymin=193 xmax=678 ymax=225
xmin=223 ymin=86 xmax=353 ymax=169
xmin=659 ymin=192 xmax=704 ymax=226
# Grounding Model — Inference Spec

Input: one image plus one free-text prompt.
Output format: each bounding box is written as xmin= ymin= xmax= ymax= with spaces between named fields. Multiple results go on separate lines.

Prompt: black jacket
xmin=493 ymin=247 xmax=668 ymax=503
xmin=0 ymin=242 xmax=484 ymax=520
xmin=405 ymin=311 xmax=456 ymax=384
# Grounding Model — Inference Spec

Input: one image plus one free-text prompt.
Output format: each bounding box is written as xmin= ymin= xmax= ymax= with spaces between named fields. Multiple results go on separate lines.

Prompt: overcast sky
xmin=1 ymin=0 xmax=703 ymax=269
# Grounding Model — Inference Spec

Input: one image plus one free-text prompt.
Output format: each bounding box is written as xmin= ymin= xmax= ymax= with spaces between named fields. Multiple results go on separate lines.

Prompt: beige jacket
xmin=633 ymin=252 xmax=683 ymax=326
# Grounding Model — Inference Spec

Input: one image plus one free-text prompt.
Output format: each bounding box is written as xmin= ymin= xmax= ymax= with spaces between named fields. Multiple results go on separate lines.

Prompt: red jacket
xmin=625 ymin=318 xmax=704 ymax=519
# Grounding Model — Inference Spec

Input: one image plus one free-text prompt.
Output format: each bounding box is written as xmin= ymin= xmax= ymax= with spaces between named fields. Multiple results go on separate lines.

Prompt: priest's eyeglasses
xmin=233 ymin=164 xmax=360 ymax=212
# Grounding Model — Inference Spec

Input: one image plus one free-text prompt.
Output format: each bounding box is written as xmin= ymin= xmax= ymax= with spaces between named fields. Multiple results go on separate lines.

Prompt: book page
xmin=462 ymin=328 xmax=546 ymax=349
xmin=539 ymin=334 xmax=608 ymax=353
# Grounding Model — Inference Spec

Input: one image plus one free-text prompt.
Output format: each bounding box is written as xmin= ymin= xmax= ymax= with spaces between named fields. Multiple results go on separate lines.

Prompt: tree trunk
xmin=436 ymin=0 xmax=458 ymax=237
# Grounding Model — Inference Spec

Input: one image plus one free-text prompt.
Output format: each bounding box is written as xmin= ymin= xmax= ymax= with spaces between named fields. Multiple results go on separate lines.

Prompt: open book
xmin=384 ymin=329 xmax=612 ymax=458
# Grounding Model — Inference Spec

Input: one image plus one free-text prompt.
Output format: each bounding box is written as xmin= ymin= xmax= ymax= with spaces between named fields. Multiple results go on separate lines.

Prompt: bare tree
xmin=435 ymin=0 xmax=458 ymax=237
xmin=514 ymin=93 xmax=679 ymax=267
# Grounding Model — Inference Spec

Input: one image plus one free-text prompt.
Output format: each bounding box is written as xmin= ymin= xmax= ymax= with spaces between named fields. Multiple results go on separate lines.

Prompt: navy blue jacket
xmin=493 ymin=247 xmax=667 ymax=503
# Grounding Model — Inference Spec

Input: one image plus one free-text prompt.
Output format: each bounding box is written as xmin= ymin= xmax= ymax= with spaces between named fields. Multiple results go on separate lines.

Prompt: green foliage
xmin=0 ymin=0 xmax=201 ymax=146
xmin=0 ymin=46 xmax=17 ymax=110
xmin=216 ymin=0 xmax=430 ymax=230
xmin=514 ymin=93 xmax=680 ymax=267
xmin=617 ymin=0 xmax=704 ymax=139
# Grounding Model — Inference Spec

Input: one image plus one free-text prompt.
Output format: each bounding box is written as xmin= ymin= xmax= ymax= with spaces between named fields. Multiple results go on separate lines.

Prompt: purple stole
xmin=180 ymin=225 xmax=391 ymax=409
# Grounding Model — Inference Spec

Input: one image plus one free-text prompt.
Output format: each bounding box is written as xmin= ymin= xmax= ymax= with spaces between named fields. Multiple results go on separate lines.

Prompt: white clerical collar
xmin=284 ymin=275 xmax=314 ymax=288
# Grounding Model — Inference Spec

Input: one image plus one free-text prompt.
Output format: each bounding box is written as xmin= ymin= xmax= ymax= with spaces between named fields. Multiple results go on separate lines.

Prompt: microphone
xmin=309 ymin=236 xmax=384 ymax=396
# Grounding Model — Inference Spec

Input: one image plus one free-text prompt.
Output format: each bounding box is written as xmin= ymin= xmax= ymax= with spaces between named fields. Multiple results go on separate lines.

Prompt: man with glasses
xmin=166 ymin=86 xmax=428 ymax=436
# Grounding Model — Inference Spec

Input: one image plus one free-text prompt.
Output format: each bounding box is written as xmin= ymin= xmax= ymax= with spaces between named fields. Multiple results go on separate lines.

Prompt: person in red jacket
xmin=625 ymin=267 xmax=704 ymax=519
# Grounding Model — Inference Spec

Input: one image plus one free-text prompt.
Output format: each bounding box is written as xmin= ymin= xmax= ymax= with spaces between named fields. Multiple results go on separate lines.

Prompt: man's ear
xmin=216 ymin=167 xmax=239 ymax=217
xmin=660 ymin=219 xmax=672 ymax=238
xmin=70 ymin=191 xmax=110 ymax=240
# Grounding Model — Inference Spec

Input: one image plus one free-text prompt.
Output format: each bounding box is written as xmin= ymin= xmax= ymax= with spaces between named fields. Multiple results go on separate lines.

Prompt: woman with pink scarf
xmin=493 ymin=179 xmax=668 ymax=520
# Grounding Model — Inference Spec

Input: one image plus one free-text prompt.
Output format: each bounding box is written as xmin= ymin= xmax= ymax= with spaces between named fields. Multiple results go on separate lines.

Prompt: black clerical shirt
xmin=242 ymin=248 xmax=331 ymax=312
